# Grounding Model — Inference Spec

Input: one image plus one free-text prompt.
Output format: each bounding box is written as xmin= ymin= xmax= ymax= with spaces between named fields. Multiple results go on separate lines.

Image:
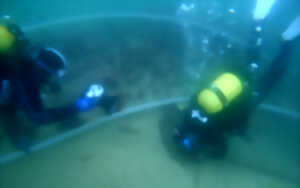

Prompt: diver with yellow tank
xmin=172 ymin=1 xmax=300 ymax=158
xmin=0 ymin=15 xmax=120 ymax=151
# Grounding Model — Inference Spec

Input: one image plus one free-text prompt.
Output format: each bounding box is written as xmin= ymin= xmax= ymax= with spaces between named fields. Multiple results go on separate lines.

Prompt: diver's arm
xmin=33 ymin=95 xmax=119 ymax=125
xmin=42 ymin=94 xmax=119 ymax=124
xmin=16 ymin=82 xmax=118 ymax=125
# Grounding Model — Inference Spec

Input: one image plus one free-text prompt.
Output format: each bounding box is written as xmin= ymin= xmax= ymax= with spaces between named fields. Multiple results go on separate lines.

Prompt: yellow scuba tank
xmin=197 ymin=73 xmax=243 ymax=114
xmin=0 ymin=25 xmax=16 ymax=54
xmin=0 ymin=17 xmax=26 ymax=72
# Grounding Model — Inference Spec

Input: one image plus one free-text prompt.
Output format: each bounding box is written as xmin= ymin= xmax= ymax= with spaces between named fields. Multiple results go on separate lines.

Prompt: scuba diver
xmin=171 ymin=1 xmax=300 ymax=159
xmin=0 ymin=16 xmax=120 ymax=151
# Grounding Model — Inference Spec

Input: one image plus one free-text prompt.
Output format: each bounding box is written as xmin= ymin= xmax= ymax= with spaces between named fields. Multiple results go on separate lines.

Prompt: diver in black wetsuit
xmin=0 ymin=16 xmax=119 ymax=151
xmin=171 ymin=3 xmax=300 ymax=159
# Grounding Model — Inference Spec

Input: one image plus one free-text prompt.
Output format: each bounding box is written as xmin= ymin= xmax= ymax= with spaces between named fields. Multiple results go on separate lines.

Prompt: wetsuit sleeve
xmin=14 ymin=78 xmax=118 ymax=126
xmin=13 ymin=78 xmax=78 ymax=125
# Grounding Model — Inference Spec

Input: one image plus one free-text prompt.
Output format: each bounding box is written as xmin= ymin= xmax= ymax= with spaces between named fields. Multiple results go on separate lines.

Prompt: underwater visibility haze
xmin=0 ymin=0 xmax=300 ymax=188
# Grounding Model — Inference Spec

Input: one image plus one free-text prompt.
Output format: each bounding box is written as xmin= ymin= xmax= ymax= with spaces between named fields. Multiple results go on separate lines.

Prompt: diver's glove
xmin=75 ymin=84 xmax=104 ymax=112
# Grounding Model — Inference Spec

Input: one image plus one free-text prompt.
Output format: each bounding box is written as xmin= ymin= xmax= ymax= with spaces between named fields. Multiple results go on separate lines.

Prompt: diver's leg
xmin=258 ymin=41 xmax=292 ymax=98
xmin=258 ymin=16 xmax=300 ymax=101
xmin=282 ymin=16 xmax=300 ymax=41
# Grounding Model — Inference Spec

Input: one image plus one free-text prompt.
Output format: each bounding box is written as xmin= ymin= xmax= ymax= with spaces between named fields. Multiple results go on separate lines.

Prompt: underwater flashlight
xmin=183 ymin=138 xmax=192 ymax=150
xmin=180 ymin=133 xmax=200 ymax=153
xmin=86 ymin=84 xmax=104 ymax=98
xmin=76 ymin=84 xmax=104 ymax=112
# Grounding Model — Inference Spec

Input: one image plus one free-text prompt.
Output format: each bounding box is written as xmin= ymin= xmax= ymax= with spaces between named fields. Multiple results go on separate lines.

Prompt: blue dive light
xmin=76 ymin=84 xmax=104 ymax=112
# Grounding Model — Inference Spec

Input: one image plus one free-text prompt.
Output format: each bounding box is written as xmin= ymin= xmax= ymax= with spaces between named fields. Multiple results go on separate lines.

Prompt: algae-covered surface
xmin=0 ymin=16 xmax=299 ymax=188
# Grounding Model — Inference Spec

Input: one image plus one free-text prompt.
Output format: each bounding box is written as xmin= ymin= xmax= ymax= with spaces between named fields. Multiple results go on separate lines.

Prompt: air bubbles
xmin=202 ymin=38 xmax=209 ymax=45
xmin=256 ymin=37 xmax=263 ymax=46
xmin=220 ymin=32 xmax=227 ymax=37
xmin=207 ymin=9 xmax=214 ymax=15
xmin=256 ymin=26 xmax=262 ymax=32
xmin=201 ymin=46 xmax=209 ymax=54
xmin=179 ymin=3 xmax=195 ymax=12
xmin=252 ymin=91 xmax=260 ymax=97
xmin=227 ymin=43 xmax=232 ymax=49
xmin=3 ymin=14 xmax=10 ymax=19
xmin=228 ymin=8 xmax=235 ymax=14
xmin=219 ymin=49 xmax=225 ymax=55
xmin=186 ymin=68 xmax=201 ymax=79
xmin=251 ymin=62 xmax=259 ymax=70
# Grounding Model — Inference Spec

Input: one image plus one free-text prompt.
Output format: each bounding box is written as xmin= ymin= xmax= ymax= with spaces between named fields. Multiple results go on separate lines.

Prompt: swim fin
xmin=282 ymin=16 xmax=300 ymax=41
xmin=253 ymin=0 xmax=276 ymax=20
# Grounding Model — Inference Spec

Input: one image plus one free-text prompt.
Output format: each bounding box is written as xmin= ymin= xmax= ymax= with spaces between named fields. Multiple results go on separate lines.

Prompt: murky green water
xmin=0 ymin=1 xmax=300 ymax=187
